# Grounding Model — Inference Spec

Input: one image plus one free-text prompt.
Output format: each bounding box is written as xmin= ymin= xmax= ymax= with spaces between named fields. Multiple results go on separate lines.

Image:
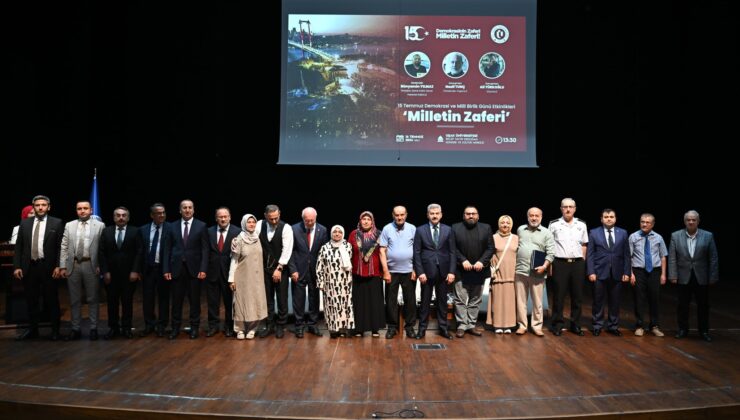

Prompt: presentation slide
xmin=280 ymin=0 xmax=537 ymax=167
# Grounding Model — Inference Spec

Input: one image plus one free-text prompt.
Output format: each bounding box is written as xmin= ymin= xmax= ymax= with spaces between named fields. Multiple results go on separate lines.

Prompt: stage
xmin=1 ymin=281 xmax=739 ymax=419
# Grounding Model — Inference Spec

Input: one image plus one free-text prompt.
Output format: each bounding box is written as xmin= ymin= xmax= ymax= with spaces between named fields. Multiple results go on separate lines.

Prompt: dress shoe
xmin=592 ymin=328 xmax=601 ymax=336
xmin=156 ymin=327 xmax=165 ymax=337
xmin=701 ymin=332 xmax=712 ymax=342
xmin=224 ymin=329 xmax=235 ymax=338
xmin=258 ymin=326 xmax=274 ymax=338
xmin=65 ymin=330 xmax=82 ymax=341
xmin=168 ymin=330 xmax=180 ymax=340
xmin=606 ymin=329 xmax=622 ymax=337
xmin=405 ymin=328 xmax=416 ymax=338
xmin=551 ymin=327 xmax=562 ymax=336
xmin=533 ymin=329 xmax=545 ymax=337
xmin=139 ymin=326 xmax=155 ymax=337
xmin=415 ymin=330 xmax=426 ymax=339
xmin=515 ymin=326 xmax=527 ymax=335
xmin=439 ymin=329 xmax=453 ymax=340
xmin=189 ymin=330 xmax=199 ymax=339
xmin=569 ymin=326 xmax=585 ymax=336
xmin=385 ymin=329 xmax=396 ymax=339
xmin=89 ymin=329 xmax=99 ymax=341
xmin=104 ymin=329 xmax=120 ymax=340
xmin=205 ymin=328 xmax=217 ymax=338
xmin=275 ymin=326 xmax=285 ymax=339
xmin=455 ymin=329 xmax=465 ymax=338
xmin=16 ymin=328 xmax=39 ymax=341
xmin=330 ymin=331 xmax=339 ymax=339
xmin=467 ymin=329 xmax=483 ymax=337
xmin=307 ymin=326 xmax=323 ymax=337
xmin=295 ymin=327 xmax=304 ymax=339
xmin=122 ymin=329 xmax=134 ymax=339
xmin=675 ymin=329 xmax=688 ymax=339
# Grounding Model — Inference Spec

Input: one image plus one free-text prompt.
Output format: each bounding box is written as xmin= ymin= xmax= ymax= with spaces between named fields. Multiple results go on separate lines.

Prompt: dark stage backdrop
xmin=4 ymin=1 xmax=737 ymax=279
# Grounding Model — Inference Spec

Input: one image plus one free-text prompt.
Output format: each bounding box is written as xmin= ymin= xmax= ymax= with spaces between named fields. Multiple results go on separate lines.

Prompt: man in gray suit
xmin=669 ymin=210 xmax=719 ymax=342
xmin=59 ymin=200 xmax=105 ymax=340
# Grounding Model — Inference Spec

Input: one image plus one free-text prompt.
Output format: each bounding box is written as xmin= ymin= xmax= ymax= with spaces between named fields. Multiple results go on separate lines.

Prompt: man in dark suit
xmin=586 ymin=209 xmax=631 ymax=336
xmin=205 ymin=207 xmax=240 ymax=337
xmin=413 ymin=203 xmax=457 ymax=339
xmin=13 ymin=195 xmax=64 ymax=341
xmin=451 ymin=206 xmax=493 ymax=338
xmin=163 ymin=199 xmax=209 ymax=339
xmin=288 ymin=207 xmax=329 ymax=338
xmin=99 ymin=206 xmax=142 ymax=339
xmin=669 ymin=210 xmax=719 ymax=342
xmin=139 ymin=203 xmax=170 ymax=337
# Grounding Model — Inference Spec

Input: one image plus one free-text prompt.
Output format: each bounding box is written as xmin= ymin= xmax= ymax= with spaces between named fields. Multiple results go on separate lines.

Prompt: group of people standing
xmin=11 ymin=195 xmax=719 ymax=343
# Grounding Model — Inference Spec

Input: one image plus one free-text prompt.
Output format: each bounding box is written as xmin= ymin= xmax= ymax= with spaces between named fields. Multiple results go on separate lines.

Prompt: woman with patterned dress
xmin=316 ymin=225 xmax=354 ymax=338
xmin=349 ymin=211 xmax=386 ymax=337
xmin=229 ymin=214 xmax=268 ymax=340
xmin=489 ymin=215 xmax=519 ymax=333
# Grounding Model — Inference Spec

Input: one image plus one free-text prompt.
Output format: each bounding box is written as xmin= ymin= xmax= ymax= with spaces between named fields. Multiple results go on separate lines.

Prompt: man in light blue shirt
xmin=379 ymin=206 xmax=417 ymax=338
xmin=628 ymin=213 xmax=668 ymax=337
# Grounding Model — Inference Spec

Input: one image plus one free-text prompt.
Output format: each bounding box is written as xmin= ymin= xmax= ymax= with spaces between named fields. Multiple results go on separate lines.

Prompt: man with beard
xmin=451 ymin=206 xmax=494 ymax=338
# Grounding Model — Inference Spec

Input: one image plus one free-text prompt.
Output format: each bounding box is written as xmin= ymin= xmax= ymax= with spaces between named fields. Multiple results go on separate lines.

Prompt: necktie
xmin=183 ymin=221 xmax=189 ymax=246
xmin=76 ymin=221 xmax=87 ymax=260
xmin=149 ymin=224 xmax=160 ymax=264
xmin=218 ymin=228 xmax=225 ymax=252
xmin=306 ymin=227 xmax=312 ymax=251
xmin=607 ymin=229 xmax=614 ymax=249
xmin=31 ymin=219 xmax=41 ymax=260
xmin=117 ymin=227 xmax=124 ymax=249
xmin=432 ymin=224 xmax=439 ymax=247
xmin=643 ymin=233 xmax=653 ymax=273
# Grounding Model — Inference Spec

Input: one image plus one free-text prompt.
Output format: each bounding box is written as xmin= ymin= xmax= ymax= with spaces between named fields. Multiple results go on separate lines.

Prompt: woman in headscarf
xmin=349 ymin=211 xmax=385 ymax=337
xmin=488 ymin=215 xmax=519 ymax=333
xmin=229 ymin=214 xmax=268 ymax=340
xmin=9 ymin=205 xmax=34 ymax=245
xmin=316 ymin=225 xmax=354 ymax=338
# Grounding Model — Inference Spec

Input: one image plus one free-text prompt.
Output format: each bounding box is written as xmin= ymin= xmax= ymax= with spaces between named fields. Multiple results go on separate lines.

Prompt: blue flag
xmin=90 ymin=170 xmax=101 ymax=221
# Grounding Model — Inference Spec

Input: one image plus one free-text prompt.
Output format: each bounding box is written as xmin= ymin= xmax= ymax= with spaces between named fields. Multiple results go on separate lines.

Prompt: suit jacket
xmin=60 ymin=218 xmax=105 ymax=274
xmin=206 ymin=224 xmax=241 ymax=281
xmin=413 ymin=223 xmax=456 ymax=282
xmin=586 ymin=226 xmax=631 ymax=280
xmin=163 ymin=218 xmax=209 ymax=278
xmin=668 ymin=229 xmax=719 ymax=285
xmin=139 ymin=222 xmax=170 ymax=269
xmin=287 ymin=222 xmax=329 ymax=284
xmin=451 ymin=221 xmax=494 ymax=284
xmin=13 ymin=216 xmax=64 ymax=272
xmin=99 ymin=225 xmax=142 ymax=277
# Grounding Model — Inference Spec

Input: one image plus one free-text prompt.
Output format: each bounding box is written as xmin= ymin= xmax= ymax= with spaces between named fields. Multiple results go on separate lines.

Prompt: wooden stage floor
xmin=1 ymin=281 xmax=739 ymax=419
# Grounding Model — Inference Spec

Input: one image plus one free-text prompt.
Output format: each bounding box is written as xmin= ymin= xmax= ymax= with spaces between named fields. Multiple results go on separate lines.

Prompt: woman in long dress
xmin=316 ymin=225 xmax=355 ymax=338
xmin=349 ymin=211 xmax=385 ymax=337
xmin=229 ymin=214 xmax=268 ymax=340
xmin=489 ymin=215 xmax=519 ymax=333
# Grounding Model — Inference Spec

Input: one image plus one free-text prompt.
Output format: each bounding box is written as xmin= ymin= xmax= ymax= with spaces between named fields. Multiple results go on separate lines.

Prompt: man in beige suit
xmin=60 ymin=200 xmax=105 ymax=340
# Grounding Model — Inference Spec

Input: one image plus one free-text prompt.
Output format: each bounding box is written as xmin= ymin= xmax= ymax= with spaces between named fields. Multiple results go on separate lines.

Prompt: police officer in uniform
xmin=548 ymin=198 xmax=588 ymax=336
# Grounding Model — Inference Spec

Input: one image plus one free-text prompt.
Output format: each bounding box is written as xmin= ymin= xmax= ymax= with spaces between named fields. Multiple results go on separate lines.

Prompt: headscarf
xmin=238 ymin=214 xmax=259 ymax=245
xmin=331 ymin=225 xmax=352 ymax=271
xmin=20 ymin=205 xmax=33 ymax=220
xmin=355 ymin=211 xmax=380 ymax=261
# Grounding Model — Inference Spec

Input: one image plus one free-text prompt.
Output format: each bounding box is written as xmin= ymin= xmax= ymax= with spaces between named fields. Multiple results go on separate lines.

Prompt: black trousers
xmin=551 ymin=259 xmax=585 ymax=329
xmin=264 ymin=271 xmax=289 ymax=326
xmin=23 ymin=260 xmax=60 ymax=331
xmin=592 ymin=277 xmax=622 ymax=330
xmin=633 ymin=267 xmax=661 ymax=329
xmin=171 ymin=262 xmax=201 ymax=331
xmin=206 ymin=276 xmax=233 ymax=330
xmin=677 ymin=271 xmax=710 ymax=333
xmin=418 ymin=276 xmax=449 ymax=332
xmin=292 ymin=271 xmax=321 ymax=328
xmin=385 ymin=272 xmax=417 ymax=331
xmin=142 ymin=264 xmax=170 ymax=329
xmin=106 ymin=272 xmax=137 ymax=330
